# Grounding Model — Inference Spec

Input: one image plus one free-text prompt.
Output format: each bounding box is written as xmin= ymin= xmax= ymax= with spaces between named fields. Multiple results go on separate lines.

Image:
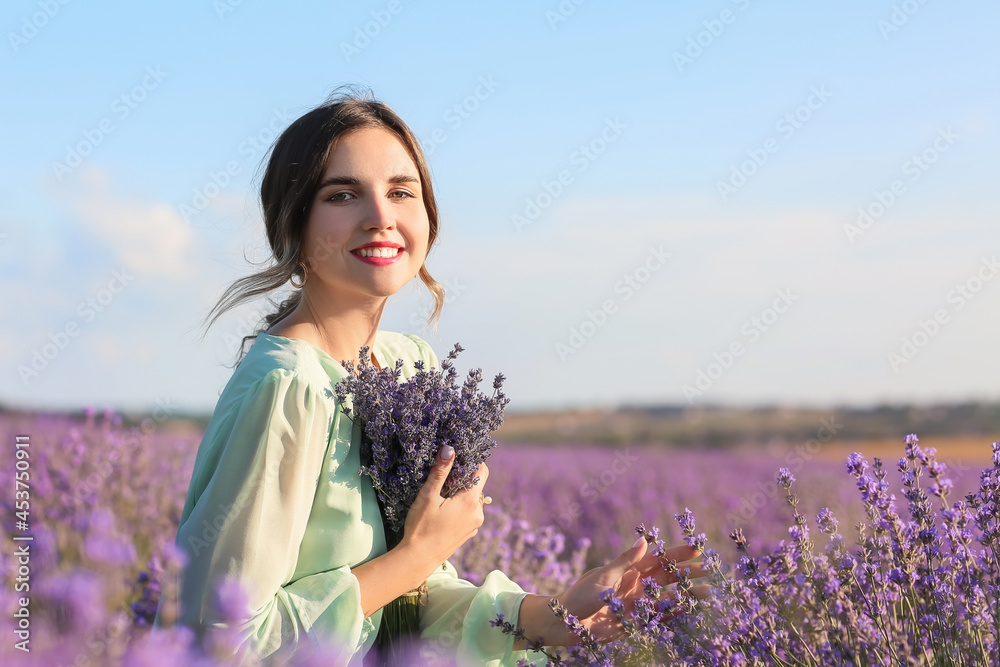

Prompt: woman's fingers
xmin=633 ymin=560 xmax=709 ymax=590
xmin=635 ymin=554 xmax=709 ymax=577
xmin=652 ymin=543 xmax=702 ymax=563
xmin=669 ymin=561 xmax=708 ymax=582
xmin=599 ymin=536 xmax=649 ymax=585
xmin=590 ymin=583 xmax=715 ymax=645
xmin=632 ymin=544 xmax=703 ymax=574
xmin=420 ymin=445 xmax=456 ymax=501
xmin=472 ymin=462 xmax=490 ymax=498
xmin=690 ymin=584 xmax=711 ymax=599
xmin=449 ymin=462 xmax=491 ymax=507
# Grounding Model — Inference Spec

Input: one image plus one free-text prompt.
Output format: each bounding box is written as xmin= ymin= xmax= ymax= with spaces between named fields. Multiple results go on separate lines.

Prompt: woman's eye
xmin=327 ymin=190 xmax=414 ymax=202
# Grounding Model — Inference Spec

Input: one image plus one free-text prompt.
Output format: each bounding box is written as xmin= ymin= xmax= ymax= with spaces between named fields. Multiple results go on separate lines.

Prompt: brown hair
xmin=200 ymin=86 xmax=445 ymax=365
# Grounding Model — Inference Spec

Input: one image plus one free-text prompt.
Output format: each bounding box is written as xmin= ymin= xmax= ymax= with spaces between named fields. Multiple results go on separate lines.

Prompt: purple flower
xmin=816 ymin=507 xmax=838 ymax=535
xmin=599 ymin=588 xmax=625 ymax=615
xmin=636 ymin=522 xmax=659 ymax=542
xmin=85 ymin=534 xmax=137 ymax=565
xmin=213 ymin=578 xmax=251 ymax=624
xmin=846 ymin=452 xmax=868 ymax=477
xmin=675 ymin=507 xmax=696 ymax=536
xmin=161 ymin=542 xmax=189 ymax=572
xmin=36 ymin=572 xmax=105 ymax=635
xmin=931 ymin=478 xmax=954 ymax=498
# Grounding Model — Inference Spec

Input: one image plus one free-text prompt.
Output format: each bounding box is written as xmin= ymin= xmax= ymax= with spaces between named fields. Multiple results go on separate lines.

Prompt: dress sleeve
xmin=419 ymin=562 xmax=550 ymax=666
xmin=174 ymin=369 xmax=374 ymax=665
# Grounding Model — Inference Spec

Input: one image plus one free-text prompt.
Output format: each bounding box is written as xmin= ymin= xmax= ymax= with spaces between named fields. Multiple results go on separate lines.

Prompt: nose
xmin=363 ymin=193 xmax=396 ymax=232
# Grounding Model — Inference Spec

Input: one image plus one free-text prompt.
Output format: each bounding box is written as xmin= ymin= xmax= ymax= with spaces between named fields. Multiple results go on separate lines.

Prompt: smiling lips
xmin=351 ymin=243 xmax=404 ymax=266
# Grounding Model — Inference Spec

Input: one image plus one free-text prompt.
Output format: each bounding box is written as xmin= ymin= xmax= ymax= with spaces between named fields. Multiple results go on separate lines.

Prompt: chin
xmin=368 ymin=281 xmax=411 ymax=298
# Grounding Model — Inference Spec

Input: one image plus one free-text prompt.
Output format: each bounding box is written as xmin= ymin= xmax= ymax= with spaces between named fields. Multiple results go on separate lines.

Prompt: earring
xmin=289 ymin=262 xmax=308 ymax=288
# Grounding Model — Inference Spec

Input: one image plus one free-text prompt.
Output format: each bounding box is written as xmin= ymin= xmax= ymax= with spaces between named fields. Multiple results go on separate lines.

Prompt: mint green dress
xmin=153 ymin=331 xmax=548 ymax=666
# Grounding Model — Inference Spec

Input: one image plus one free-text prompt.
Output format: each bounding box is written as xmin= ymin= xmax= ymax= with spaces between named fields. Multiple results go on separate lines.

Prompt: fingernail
xmin=440 ymin=445 xmax=455 ymax=461
xmin=634 ymin=536 xmax=645 ymax=549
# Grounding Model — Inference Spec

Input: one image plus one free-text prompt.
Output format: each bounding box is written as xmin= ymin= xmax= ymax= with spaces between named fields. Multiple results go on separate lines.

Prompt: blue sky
xmin=2 ymin=0 xmax=998 ymax=414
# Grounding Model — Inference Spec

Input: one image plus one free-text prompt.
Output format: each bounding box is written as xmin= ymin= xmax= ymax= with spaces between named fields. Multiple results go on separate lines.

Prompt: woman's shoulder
xmin=212 ymin=334 xmax=342 ymax=414
xmin=208 ymin=331 xmax=439 ymax=416
xmin=238 ymin=333 xmax=333 ymax=379
xmin=378 ymin=330 xmax=439 ymax=369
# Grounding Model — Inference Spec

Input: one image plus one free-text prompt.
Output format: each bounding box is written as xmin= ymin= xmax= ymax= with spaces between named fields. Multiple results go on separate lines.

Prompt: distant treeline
xmin=3 ymin=401 xmax=999 ymax=449
xmin=496 ymin=402 xmax=1000 ymax=447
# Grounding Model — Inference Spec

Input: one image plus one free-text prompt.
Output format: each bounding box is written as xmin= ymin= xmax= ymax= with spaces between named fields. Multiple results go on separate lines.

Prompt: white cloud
xmin=57 ymin=165 xmax=198 ymax=279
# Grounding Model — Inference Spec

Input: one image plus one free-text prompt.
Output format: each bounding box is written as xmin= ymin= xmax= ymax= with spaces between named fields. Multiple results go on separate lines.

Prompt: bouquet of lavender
xmin=334 ymin=342 xmax=510 ymax=663
xmin=335 ymin=342 xmax=509 ymax=535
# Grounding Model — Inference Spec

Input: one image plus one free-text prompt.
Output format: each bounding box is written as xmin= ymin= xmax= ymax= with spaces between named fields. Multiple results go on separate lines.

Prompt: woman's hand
xmin=398 ymin=446 xmax=490 ymax=574
xmin=354 ymin=447 xmax=489 ymax=617
xmin=516 ymin=538 xmax=710 ymax=648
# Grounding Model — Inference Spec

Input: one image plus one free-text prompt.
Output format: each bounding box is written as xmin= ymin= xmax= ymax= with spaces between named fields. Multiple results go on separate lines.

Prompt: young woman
xmin=156 ymin=89 xmax=706 ymax=665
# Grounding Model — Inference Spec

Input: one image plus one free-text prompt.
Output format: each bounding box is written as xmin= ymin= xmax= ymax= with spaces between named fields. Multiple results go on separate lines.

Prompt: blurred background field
xmin=2 ymin=401 xmax=997 ymax=662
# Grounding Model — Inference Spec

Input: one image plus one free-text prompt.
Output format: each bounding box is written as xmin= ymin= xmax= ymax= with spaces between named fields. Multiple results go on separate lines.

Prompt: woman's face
xmin=300 ymin=126 xmax=430 ymax=303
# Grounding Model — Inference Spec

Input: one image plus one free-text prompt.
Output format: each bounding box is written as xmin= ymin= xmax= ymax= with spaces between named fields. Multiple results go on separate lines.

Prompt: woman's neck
xmin=266 ymin=291 xmax=387 ymax=369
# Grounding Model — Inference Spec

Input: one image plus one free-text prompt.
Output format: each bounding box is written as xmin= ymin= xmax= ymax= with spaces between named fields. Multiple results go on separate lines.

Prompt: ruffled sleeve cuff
xmin=420 ymin=561 xmax=550 ymax=666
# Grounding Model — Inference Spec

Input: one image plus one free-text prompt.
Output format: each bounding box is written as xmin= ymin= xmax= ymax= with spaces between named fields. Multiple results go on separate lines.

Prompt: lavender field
xmin=1 ymin=409 xmax=997 ymax=665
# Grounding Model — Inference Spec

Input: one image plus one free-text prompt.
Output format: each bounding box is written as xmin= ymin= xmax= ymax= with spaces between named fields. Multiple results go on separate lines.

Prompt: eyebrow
xmin=316 ymin=174 xmax=420 ymax=189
